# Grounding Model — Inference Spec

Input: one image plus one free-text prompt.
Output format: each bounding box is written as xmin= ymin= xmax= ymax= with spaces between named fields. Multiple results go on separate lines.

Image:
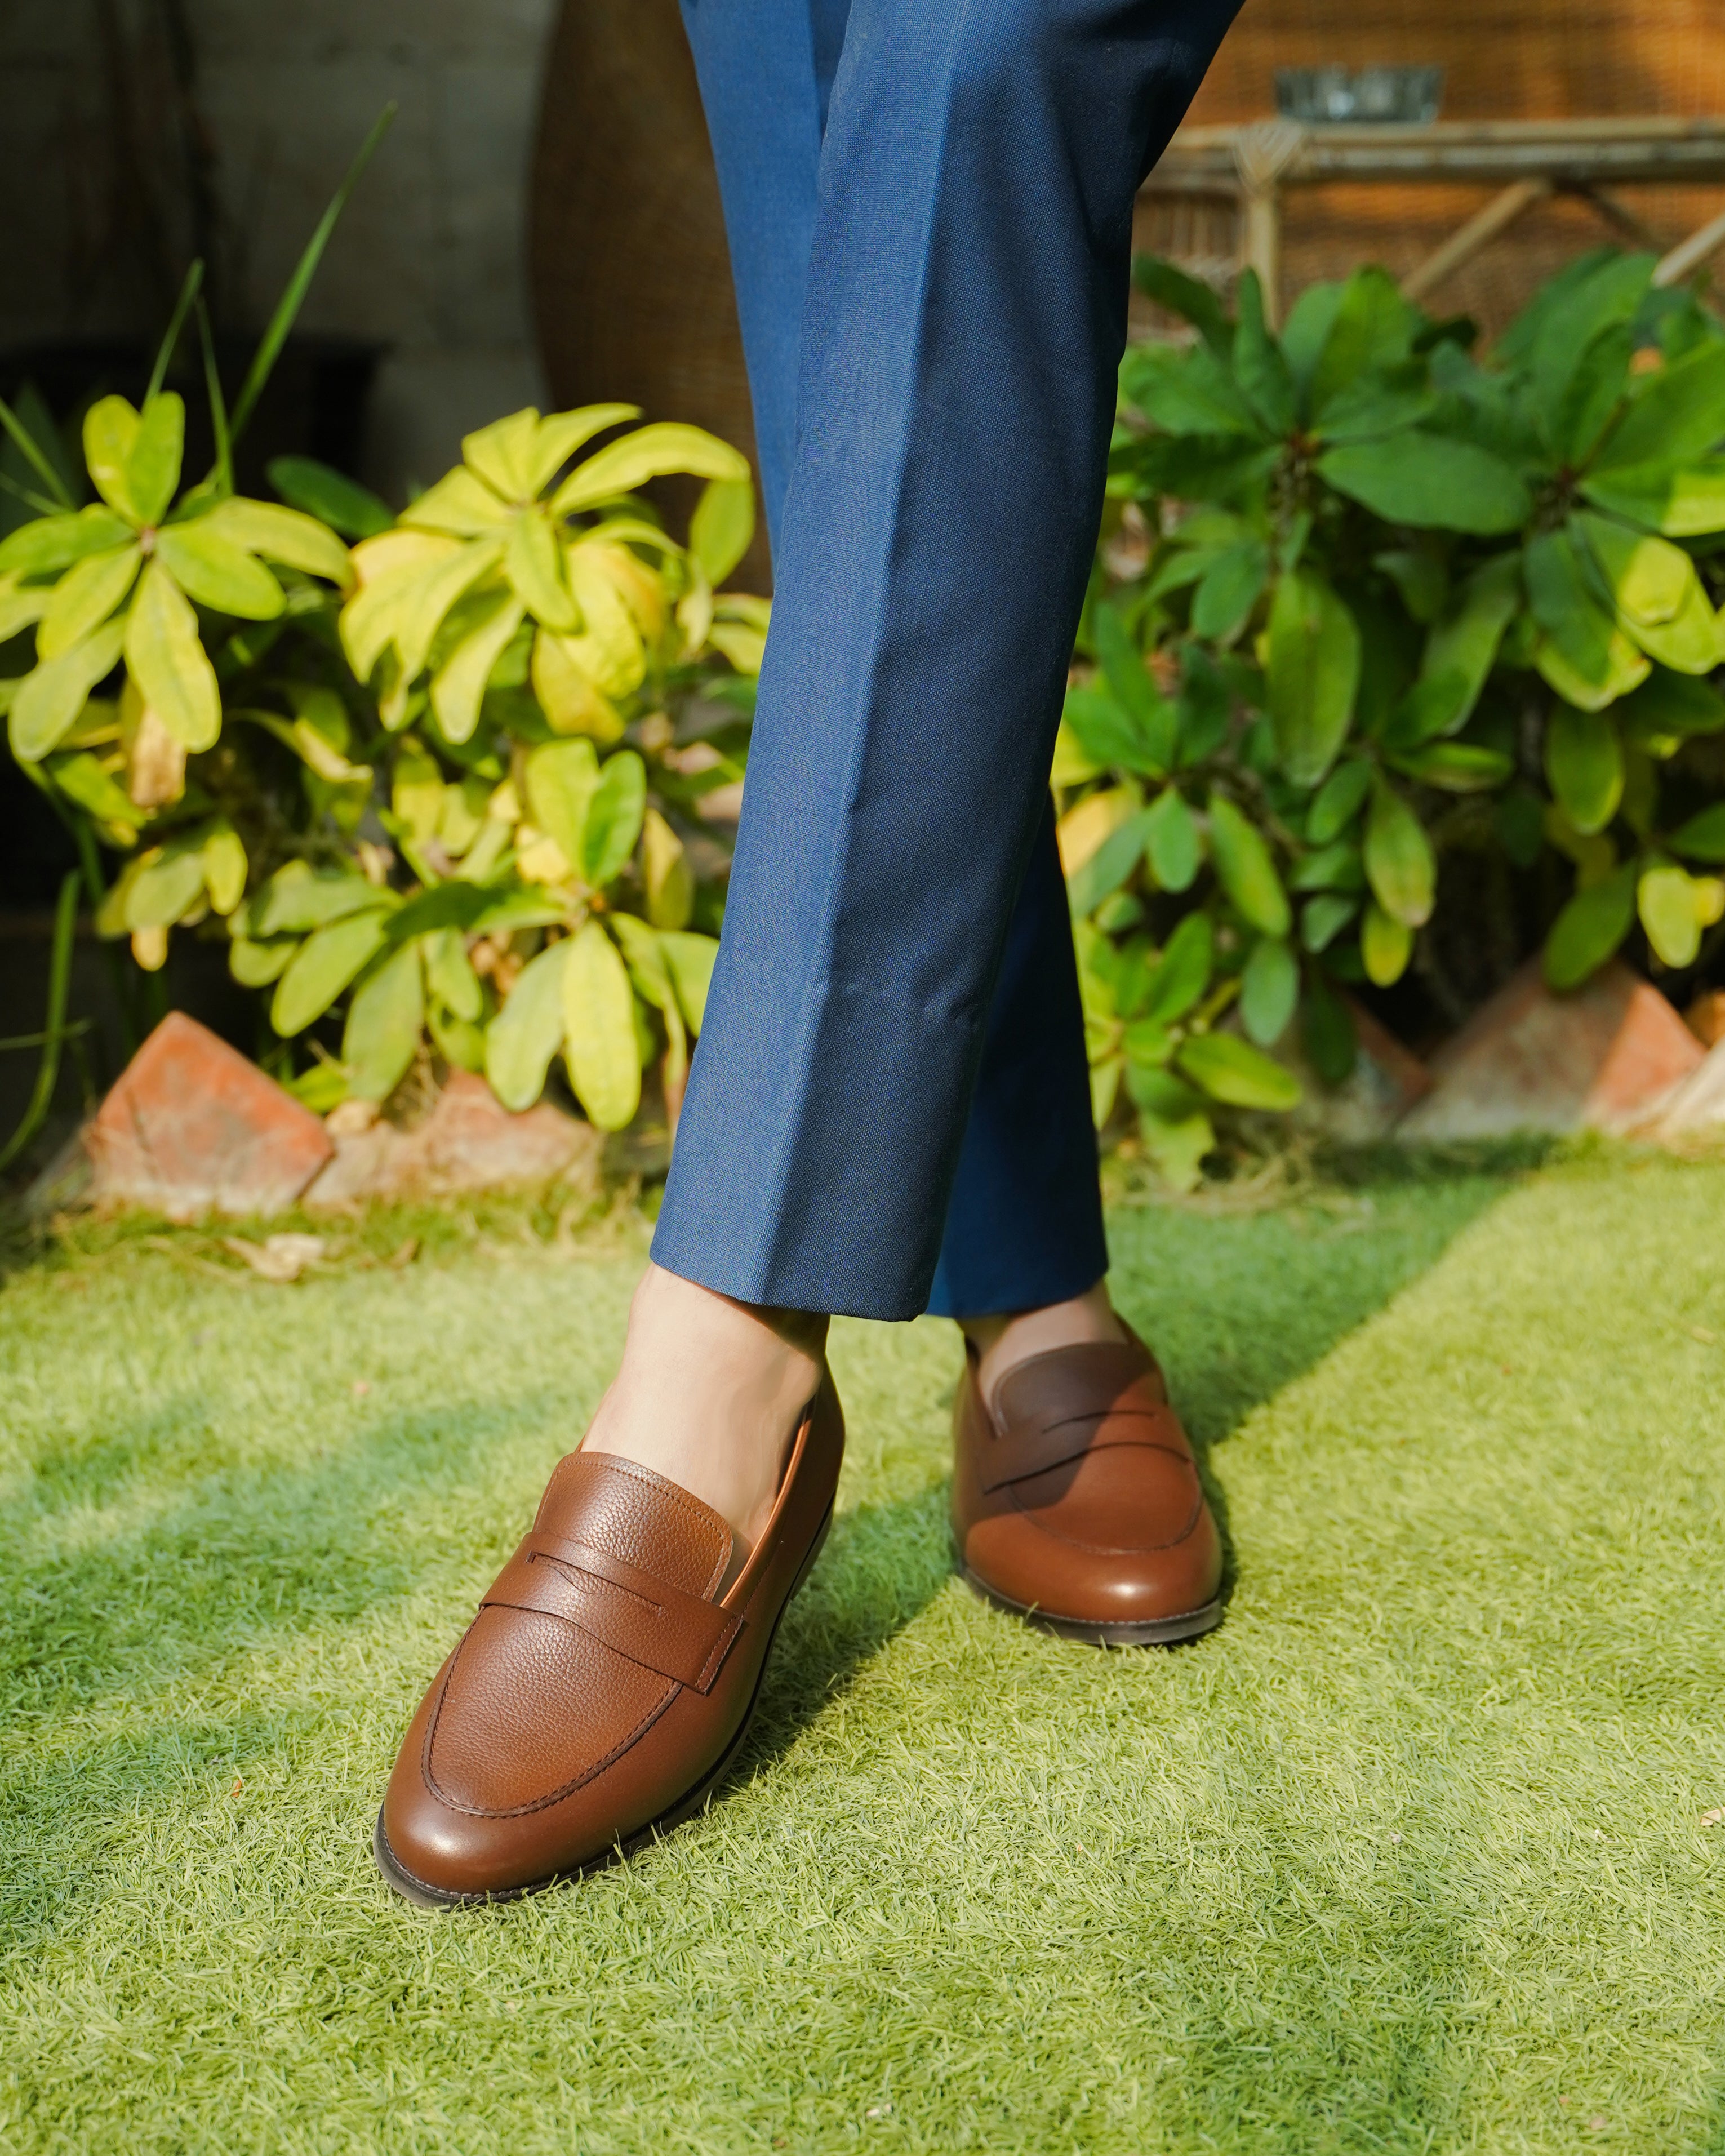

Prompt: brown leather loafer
xmin=951 ymin=1328 xmax=1222 ymax=1646
xmin=375 ymin=1374 xmax=844 ymax=1906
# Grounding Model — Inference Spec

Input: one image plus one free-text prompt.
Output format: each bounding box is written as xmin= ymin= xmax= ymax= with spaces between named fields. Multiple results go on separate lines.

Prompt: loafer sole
xmin=375 ymin=1501 xmax=835 ymax=1910
xmin=959 ymin=1559 xmax=1222 ymax=1647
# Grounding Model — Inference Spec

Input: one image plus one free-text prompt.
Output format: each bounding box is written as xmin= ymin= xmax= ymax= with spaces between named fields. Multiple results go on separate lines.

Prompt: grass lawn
xmin=3 ymin=1152 xmax=1725 ymax=2153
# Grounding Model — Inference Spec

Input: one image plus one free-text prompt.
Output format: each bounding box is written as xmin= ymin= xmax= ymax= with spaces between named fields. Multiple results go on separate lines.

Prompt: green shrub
xmin=1065 ymin=247 xmax=1725 ymax=1181
xmin=0 ymin=392 xmax=765 ymax=1131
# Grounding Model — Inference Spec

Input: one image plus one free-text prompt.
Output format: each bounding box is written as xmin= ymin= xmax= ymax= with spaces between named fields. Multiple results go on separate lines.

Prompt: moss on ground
xmin=3 ymin=1154 xmax=1724 ymax=2153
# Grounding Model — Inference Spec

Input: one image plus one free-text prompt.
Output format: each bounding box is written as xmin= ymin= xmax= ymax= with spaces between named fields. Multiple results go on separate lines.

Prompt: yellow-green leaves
xmin=1266 ymin=568 xmax=1360 ymax=786
xmin=1638 ymin=861 xmax=1725 ymax=970
xmin=1361 ymin=901 xmax=1413 ymax=985
xmin=524 ymin=740 xmax=645 ymax=888
xmin=272 ymin=906 xmax=394 ymax=1035
xmin=484 ymin=940 xmax=571 ymax=1110
xmin=344 ymin=942 xmax=425 ymax=1100
xmin=85 ymin=393 xmax=185 ymax=527
xmin=125 ymin=562 xmax=221 ymax=750
xmin=643 ymin=807 xmax=693 ymax=929
xmin=551 ymin=422 xmax=748 ymax=518
xmin=155 ymin=523 xmax=284 ymax=621
xmin=1363 ymin=777 xmax=1435 ymax=928
xmin=562 ymin=920 xmax=640 ymax=1130
xmin=431 ymin=593 xmax=523 ymax=744
xmin=10 ymin=618 xmax=127 ymax=761
xmin=657 ymin=931 xmax=719 ymax=1033
xmin=689 ymin=477 xmax=756 ymax=588
xmin=1524 ymin=528 xmax=1650 ymax=711
xmin=1207 ymin=793 xmax=1290 ymax=936
xmin=36 ymin=548 xmax=140 ymax=660
xmin=504 ymin=508 xmax=577 ymax=630
xmin=1177 ymin=1032 xmax=1301 ymax=1110
xmin=1578 ymin=513 xmax=1722 ymax=676
xmin=1545 ymin=706 xmax=1623 ymax=835
xmin=203 ymin=498 xmax=353 ymax=589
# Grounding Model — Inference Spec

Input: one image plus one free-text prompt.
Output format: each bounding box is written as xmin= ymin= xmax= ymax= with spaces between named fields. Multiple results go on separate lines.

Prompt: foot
xmin=958 ymin=1278 xmax=1126 ymax=1411
xmin=581 ymin=1263 xmax=829 ymax=1559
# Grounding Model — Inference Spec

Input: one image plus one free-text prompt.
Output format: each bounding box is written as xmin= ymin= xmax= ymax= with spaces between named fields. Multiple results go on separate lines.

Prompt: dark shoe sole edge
xmin=959 ymin=1562 xmax=1222 ymax=1647
xmin=374 ymin=1500 xmax=836 ymax=1911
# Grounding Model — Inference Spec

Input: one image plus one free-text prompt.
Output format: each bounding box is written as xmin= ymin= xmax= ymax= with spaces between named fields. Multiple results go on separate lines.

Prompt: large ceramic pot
xmin=530 ymin=0 xmax=770 ymax=588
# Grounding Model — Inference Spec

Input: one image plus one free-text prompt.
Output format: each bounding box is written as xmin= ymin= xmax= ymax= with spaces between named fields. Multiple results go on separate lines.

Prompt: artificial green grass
xmin=4 ymin=1154 xmax=1725 ymax=2153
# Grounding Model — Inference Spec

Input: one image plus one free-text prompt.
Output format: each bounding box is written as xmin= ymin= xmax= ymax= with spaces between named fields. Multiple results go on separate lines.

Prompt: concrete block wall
xmin=0 ymin=0 xmax=559 ymax=503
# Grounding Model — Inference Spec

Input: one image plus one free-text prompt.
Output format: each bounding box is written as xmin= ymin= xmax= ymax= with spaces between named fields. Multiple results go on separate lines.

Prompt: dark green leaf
xmin=1317 ymin=434 xmax=1530 ymax=535
xmin=1388 ymin=740 xmax=1514 ymax=790
xmin=1420 ymin=553 xmax=1522 ymax=728
xmin=1232 ymin=270 xmax=1295 ymax=437
xmin=1307 ymin=269 xmax=1421 ymax=417
xmin=1175 ymin=645 xmax=1232 ymax=764
xmin=1190 ymin=541 xmax=1269 ymax=642
xmin=1062 ymin=686 xmax=1171 ymax=778
xmin=1669 ymin=804 xmax=1725 ymax=861
xmin=1373 ymin=548 xmax=1448 ymax=625
xmin=1121 ymin=343 xmax=1260 ymax=439
xmin=1382 ymin=669 xmax=1471 ymax=751
xmin=267 ymin=455 xmax=393 ymax=539
xmin=1094 ymin=604 xmax=1179 ymax=767
xmin=1130 ymin=256 xmax=1233 ymax=358
xmin=1300 ymin=966 xmax=1358 ymax=1084
xmin=1310 ymin=372 xmax=1434 ymax=445
xmin=1279 ymin=282 xmax=1344 ymax=406
xmin=1556 ymin=322 xmax=1634 ymax=465
xmin=1544 ymin=861 xmax=1637 ymax=989
xmin=1142 ymin=911 xmax=1213 ymax=1024
xmin=1495 ymin=786 xmax=1546 ymax=868
xmin=1592 ymin=340 xmax=1725 ymax=473
xmin=1301 ymin=892 xmax=1358 ymax=952
xmin=1266 ymin=568 xmax=1360 ymax=786
xmin=1132 ymin=435 xmax=1280 ymax=506
xmin=1307 ymin=759 xmax=1372 ymax=844
xmin=1293 ymin=839 xmax=1365 ymax=893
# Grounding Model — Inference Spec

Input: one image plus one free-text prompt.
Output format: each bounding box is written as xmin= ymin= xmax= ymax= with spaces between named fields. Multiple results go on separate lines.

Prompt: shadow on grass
xmin=1 ymin=1162 xmax=1521 ymax=1964
xmin=730 ymin=1163 xmax=1519 ymax=1784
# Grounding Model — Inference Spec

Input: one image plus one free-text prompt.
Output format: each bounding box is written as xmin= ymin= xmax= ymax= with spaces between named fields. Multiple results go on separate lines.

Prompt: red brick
xmin=303 ymin=1069 xmax=600 ymax=1210
xmin=86 ymin=1013 xmax=334 ymax=1220
xmin=1398 ymin=958 xmax=1702 ymax=1141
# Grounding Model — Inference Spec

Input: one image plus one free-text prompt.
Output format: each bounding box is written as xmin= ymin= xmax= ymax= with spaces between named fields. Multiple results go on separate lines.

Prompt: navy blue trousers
xmin=652 ymin=0 xmax=1238 ymax=1321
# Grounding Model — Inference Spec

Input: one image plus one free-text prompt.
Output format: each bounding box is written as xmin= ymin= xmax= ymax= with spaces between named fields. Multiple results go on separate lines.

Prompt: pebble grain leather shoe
xmin=375 ymin=1373 xmax=844 ymax=1906
xmin=951 ymin=1327 xmax=1222 ymax=1646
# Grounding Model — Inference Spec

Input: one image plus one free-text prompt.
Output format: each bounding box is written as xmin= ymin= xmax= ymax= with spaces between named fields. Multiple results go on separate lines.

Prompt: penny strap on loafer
xmin=977 ymin=1397 xmax=1188 ymax=1495
xmin=483 ymin=1532 xmax=745 ymax=1693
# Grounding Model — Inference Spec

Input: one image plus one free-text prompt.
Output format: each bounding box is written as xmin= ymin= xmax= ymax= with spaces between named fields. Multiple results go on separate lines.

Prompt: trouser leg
xmin=657 ymin=0 xmax=1238 ymax=1321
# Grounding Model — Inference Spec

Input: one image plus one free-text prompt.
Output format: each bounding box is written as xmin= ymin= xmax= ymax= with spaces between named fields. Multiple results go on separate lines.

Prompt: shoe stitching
xmin=421 ymin=1622 xmax=683 ymax=1819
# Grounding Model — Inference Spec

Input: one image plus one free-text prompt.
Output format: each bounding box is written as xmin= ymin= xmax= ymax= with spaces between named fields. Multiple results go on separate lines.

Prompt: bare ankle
xmin=959 ymin=1280 xmax=1124 ymax=1409
xmin=581 ymin=1266 xmax=830 ymax=1557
